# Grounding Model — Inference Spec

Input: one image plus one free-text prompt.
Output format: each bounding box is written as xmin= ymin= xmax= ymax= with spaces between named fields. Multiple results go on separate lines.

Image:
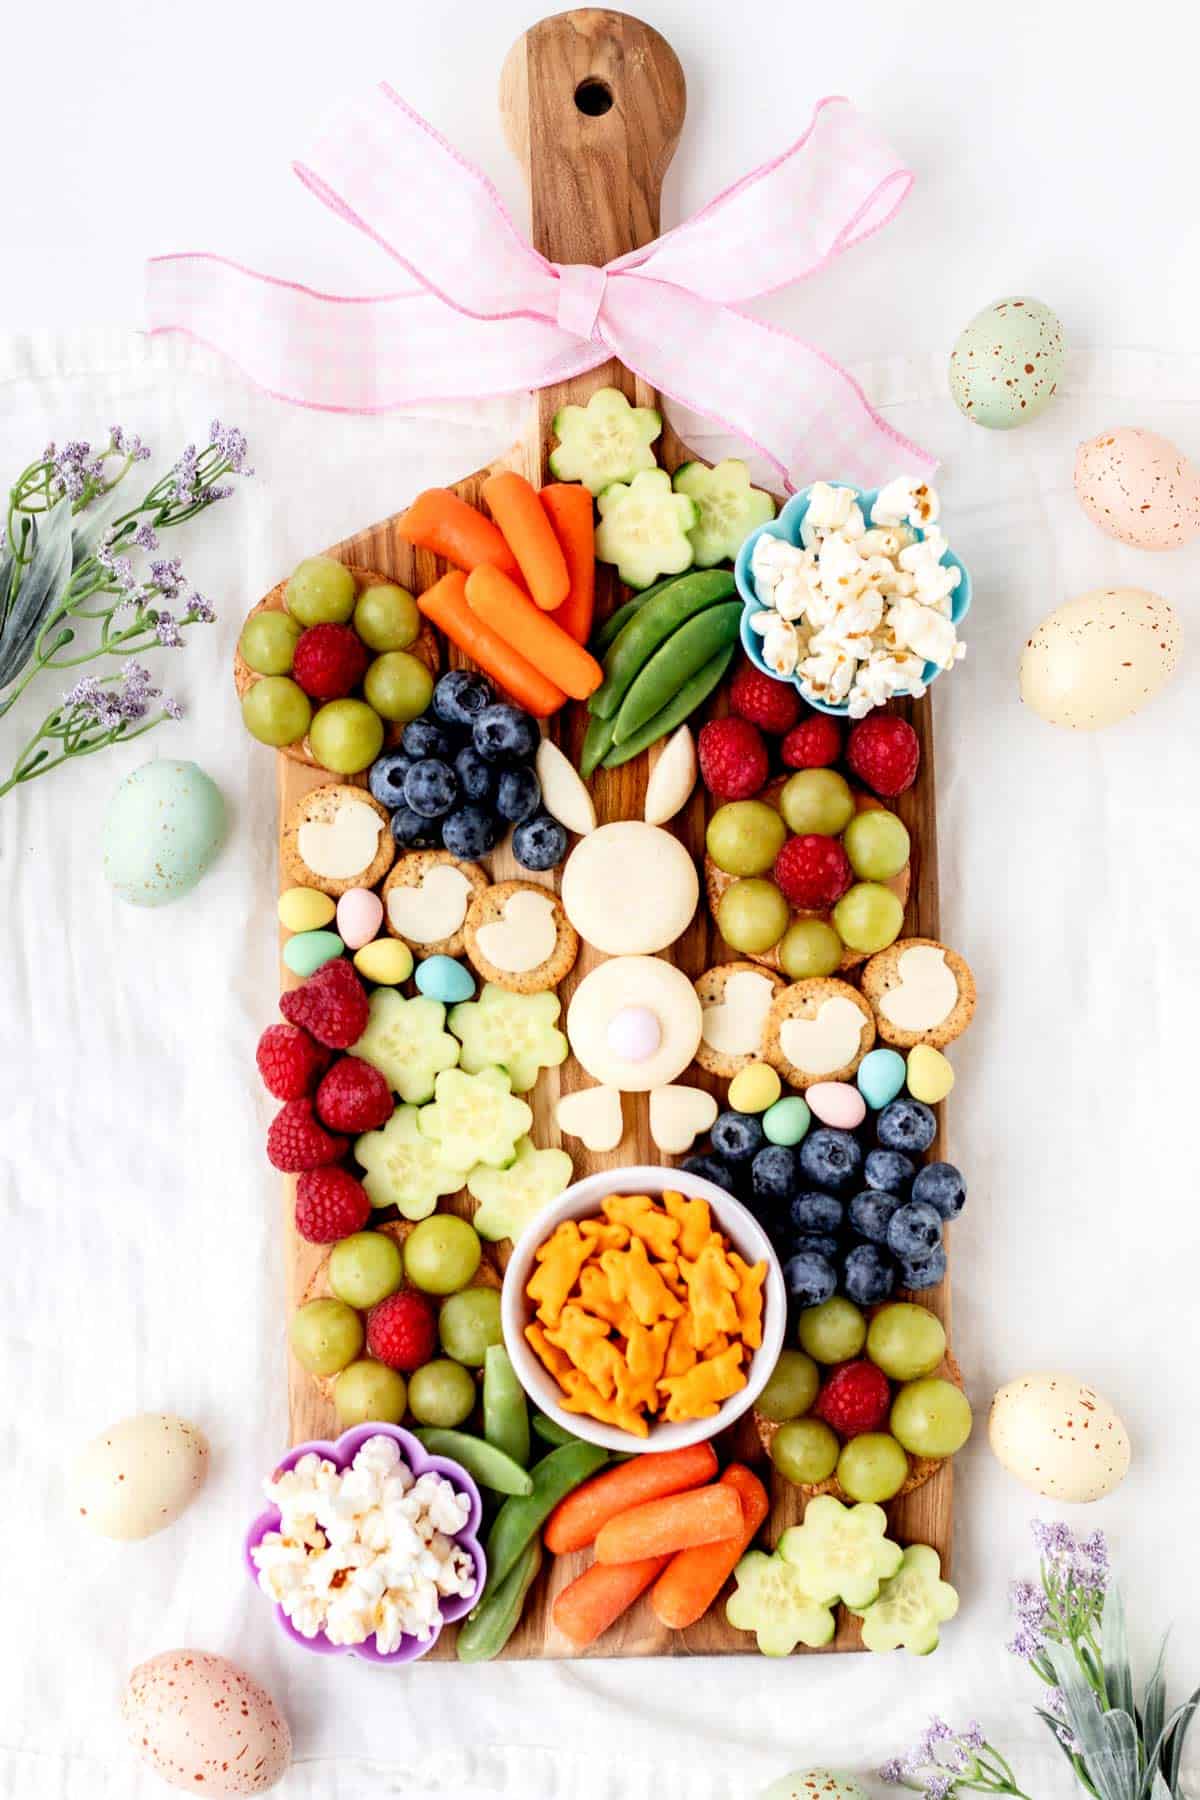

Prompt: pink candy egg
xmin=606 ymin=1005 xmax=662 ymax=1062
xmin=806 ymin=1081 xmax=866 ymax=1130
xmin=1074 ymin=427 xmax=1200 ymax=549
xmin=336 ymin=887 xmax=383 ymax=950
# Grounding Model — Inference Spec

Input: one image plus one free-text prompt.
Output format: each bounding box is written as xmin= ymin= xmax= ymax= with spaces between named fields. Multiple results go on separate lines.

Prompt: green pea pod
xmin=455 ymin=1538 xmax=542 ymax=1663
xmin=601 ymin=642 xmax=736 ymax=768
xmin=588 ymin=569 xmax=736 ymax=718
xmin=589 ymin=577 xmax=678 ymax=658
xmin=531 ymin=1411 xmax=580 ymax=1449
xmin=412 ymin=1428 xmax=534 ymax=1497
xmin=612 ymin=601 xmax=743 ymax=744
xmin=480 ymin=1440 xmax=608 ymax=1599
xmin=579 ymin=709 xmax=617 ymax=778
xmin=483 ymin=1344 xmax=530 ymax=1469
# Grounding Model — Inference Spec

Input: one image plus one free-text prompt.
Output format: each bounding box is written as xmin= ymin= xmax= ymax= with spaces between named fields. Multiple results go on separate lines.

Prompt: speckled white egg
xmin=1074 ymin=427 xmax=1200 ymax=549
xmin=103 ymin=759 xmax=226 ymax=906
xmin=1019 ymin=587 xmax=1180 ymax=729
xmin=71 ymin=1412 xmax=209 ymax=1540
xmin=122 ymin=1651 xmax=291 ymax=1794
xmin=758 ymin=1776 xmax=867 ymax=1800
xmin=949 ymin=296 xmax=1064 ymax=429
xmin=988 ymin=1373 xmax=1130 ymax=1503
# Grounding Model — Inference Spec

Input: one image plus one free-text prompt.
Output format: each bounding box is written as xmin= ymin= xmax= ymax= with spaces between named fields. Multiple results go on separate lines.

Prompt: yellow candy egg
xmin=278 ymin=886 xmax=336 ymax=933
xmin=906 ymin=1045 xmax=954 ymax=1104
xmin=728 ymin=1061 xmax=782 ymax=1114
xmin=354 ymin=939 xmax=414 ymax=985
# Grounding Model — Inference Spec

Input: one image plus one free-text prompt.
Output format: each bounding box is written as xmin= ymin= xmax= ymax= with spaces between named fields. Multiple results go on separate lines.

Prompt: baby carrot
xmin=539 ymin=483 xmax=595 ymax=642
xmin=552 ymin=1555 xmax=670 ymax=1651
xmin=417 ymin=570 xmax=566 ymax=718
xmin=465 ymin=564 xmax=603 ymax=701
xmin=649 ymin=1464 xmax=769 ymax=1631
xmin=595 ymin=1484 xmax=742 ymax=1566
xmin=544 ymin=1442 xmax=717 ymax=1555
xmin=399 ymin=488 xmax=521 ymax=581
xmin=483 ymin=471 xmax=570 ymax=611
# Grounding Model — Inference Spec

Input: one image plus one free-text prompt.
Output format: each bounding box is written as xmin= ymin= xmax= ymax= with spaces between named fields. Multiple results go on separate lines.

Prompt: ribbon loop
xmin=554 ymin=264 xmax=608 ymax=342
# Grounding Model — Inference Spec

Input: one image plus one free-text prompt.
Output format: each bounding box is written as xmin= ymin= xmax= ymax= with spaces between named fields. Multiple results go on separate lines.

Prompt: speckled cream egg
xmin=122 ymin=1651 xmax=291 ymax=1794
xmin=759 ymin=1776 xmax=867 ymax=1800
xmin=70 ymin=1412 xmax=209 ymax=1540
xmin=949 ymin=296 xmax=1065 ymax=429
xmin=989 ymin=1373 xmax=1130 ymax=1502
xmin=1074 ymin=426 xmax=1200 ymax=549
xmin=103 ymin=758 xmax=226 ymax=906
xmin=1019 ymin=587 xmax=1180 ymax=729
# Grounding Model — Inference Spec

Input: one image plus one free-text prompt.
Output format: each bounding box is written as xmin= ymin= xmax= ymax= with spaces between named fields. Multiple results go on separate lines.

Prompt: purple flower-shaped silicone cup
xmin=244 ymin=1422 xmax=485 ymax=1666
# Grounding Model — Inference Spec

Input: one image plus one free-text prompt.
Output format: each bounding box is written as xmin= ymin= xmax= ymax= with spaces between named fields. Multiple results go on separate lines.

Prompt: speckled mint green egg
xmin=103 ymin=759 xmax=226 ymax=907
xmin=949 ymin=296 xmax=1064 ymax=429
xmin=758 ymin=1775 xmax=867 ymax=1800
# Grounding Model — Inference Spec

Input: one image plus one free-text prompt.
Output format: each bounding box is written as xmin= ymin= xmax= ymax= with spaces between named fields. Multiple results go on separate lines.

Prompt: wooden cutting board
xmin=258 ymin=6 xmax=952 ymax=1659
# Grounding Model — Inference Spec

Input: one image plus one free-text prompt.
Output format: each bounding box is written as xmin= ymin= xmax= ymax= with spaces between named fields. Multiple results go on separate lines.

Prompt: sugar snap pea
xmin=601 ymin=642 xmax=736 ymax=768
xmin=612 ymin=600 xmax=743 ymax=744
xmin=588 ymin=569 xmax=736 ymax=718
xmin=590 ymin=577 xmax=677 ymax=657
xmin=483 ymin=1344 xmax=530 ymax=1469
xmin=412 ymin=1428 xmax=534 ymax=1497
xmin=481 ymin=1440 xmax=608 ymax=1597
xmin=531 ymin=1411 xmax=580 ymax=1448
xmin=455 ymin=1538 xmax=542 ymax=1663
xmin=579 ymin=709 xmax=617 ymax=778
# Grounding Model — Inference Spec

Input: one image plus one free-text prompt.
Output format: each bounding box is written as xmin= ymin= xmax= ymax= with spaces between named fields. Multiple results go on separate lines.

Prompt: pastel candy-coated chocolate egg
xmin=283 ymin=931 xmax=344 ymax=978
xmin=907 ymin=1044 xmax=954 ymax=1103
xmin=762 ymin=1094 xmax=811 ymax=1146
xmin=806 ymin=1081 xmax=867 ymax=1130
xmin=103 ymin=759 xmax=225 ymax=907
xmin=607 ymin=1005 xmax=661 ymax=1062
xmin=728 ymin=1062 xmax=782 ymax=1114
xmin=857 ymin=1047 xmax=907 ymax=1110
xmin=415 ymin=954 xmax=475 ymax=1004
xmin=278 ymin=886 xmax=335 ymax=933
xmin=354 ymin=939 xmax=414 ymax=985
xmin=949 ymin=295 xmax=1064 ymax=429
xmin=336 ymin=886 xmax=384 ymax=950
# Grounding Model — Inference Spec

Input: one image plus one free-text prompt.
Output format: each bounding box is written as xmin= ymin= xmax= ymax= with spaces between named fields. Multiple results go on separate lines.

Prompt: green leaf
xmin=1140 ymin=1632 xmax=1170 ymax=1796
xmin=70 ymin=486 xmax=126 ymax=564
xmin=1048 ymin=1643 xmax=1131 ymax=1800
xmin=1164 ymin=1688 xmax=1200 ymax=1795
xmin=1103 ymin=1585 xmax=1136 ymax=1720
xmin=1099 ymin=1709 xmax=1141 ymax=1800
xmin=0 ymin=500 xmax=73 ymax=689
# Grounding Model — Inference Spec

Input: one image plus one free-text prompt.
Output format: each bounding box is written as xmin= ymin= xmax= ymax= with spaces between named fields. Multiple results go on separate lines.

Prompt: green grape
xmin=779 ymin=769 xmax=854 ymax=836
xmin=890 ymin=1378 xmax=972 ymax=1459
xmin=407 ymin=1358 xmax=477 ymax=1427
xmin=836 ymin=1432 xmax=909 ymax=1502
xmin=705 ymin=801 xmax=786 ymax=876
xmin=438 ymin=1287 xmax=503 ymax=1366
xmin=239 ymin=610 xmax=302 ymax=675
xmin=364 ymin=651 xmax=434 ymax=723
xmin=769 ymin=1418 xmax=840 ymax=1485
xmin=333 ymin=1360 xmax=407 ymax=1426
xmin=328 ymin=1232 xmax=404 ymax=1309
xmin=831 ymin=882 xmax=904 ymax=954
xmin=717 ymin=878 xmax=789 ymax=953
xmin=756 ymin=1350 xmax=820 ymax=1422
xmin=843 ymin=811 xmax=910 ymax=881
xmin=797 ymin=1296 xmax=866 ymax=1365
xmin=285 ymin=555 xmax=357 ymax=626
xmin=308 ymin=698 xmax=385 ymax=774
xmin=866 ymin=1303 xmax=946 ymax=1382
xmin=779 ymin=918 xmax=843 ymax=979
xmin=404 ymin=1214 xmax=482 ymax=1296
xmin=242 ymin=676 xmax=312 ymax=747
xmin=289 ymin=1298 xmax=363 ymax=1376
xmin=354 ymin=583 xmax=420 ymax=651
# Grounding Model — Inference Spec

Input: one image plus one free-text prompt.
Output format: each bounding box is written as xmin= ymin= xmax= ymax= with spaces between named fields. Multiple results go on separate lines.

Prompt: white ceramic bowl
xmin=501 ymin=1166 xmax=786 ymax=1454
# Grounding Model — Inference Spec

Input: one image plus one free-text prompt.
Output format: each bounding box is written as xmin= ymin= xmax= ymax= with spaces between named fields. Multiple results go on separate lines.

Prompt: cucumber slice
xmin=777 ymin=1497 xmax=903 ymax=1610
xmin=601 ymin=642 xmax=735 ymax=768
xmin=418 ymin=1067 xmax=532 ymax=1172
xmin=411 ymin=1428 xmax=534 ymax=1497
xmin=354 ymin=1104 xmax=466 ymax=1219
xmin=851 ymin=1544 xmax=959 ymax=1655
xmin=549 ymin=387 xmax=661 ymax=495
xmin=351 ymin=990 xmax=460 ymax=1105
xmin=612 ymin=600 xmax=743 ymax=744
xmin=673 ymin=459 xmax=777 ymax=567
xmin=468 ymin=1136 xmax=574 ymax=1242
xmin=449 ymin=984 xmax=567 ymax=1094
xmin=590 ymin=568 xmax=736 ymax=718
xmin=595 ymin=469 xmax=697 ymax=590
xmin=579 ymin=710 xmax=617 ymax=777
xmin=725 ymin=1549 xmax=836 ymax=1655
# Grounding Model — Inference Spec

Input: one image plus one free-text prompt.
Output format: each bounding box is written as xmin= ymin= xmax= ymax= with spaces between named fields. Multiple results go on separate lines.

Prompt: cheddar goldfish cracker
xmin=526 ymin=1320 xmax=576 ymax=1384
xmin=560 ymin=1369 xmax=650 ymax=1438
xmin=602 ymin=1193 xmax=680 ymax=1260
xmin=528 ymin=1220 xmax=594 ymax=1324
xmin=576 ymin=1265 xmax=639 ymax=1336
xmin=729 ymin=1252 xmax=766 ymax=1351
xmin=665 ymin=1310 xmax=699 ymax=1378
xmin=600 ymin=1237 xmax=684 ymax=1328
xmin=680 ymin=1242 xmax=741 ymax=1349
xmin=658 ymin=1343 xmax=747 ymax=1423
xmin=663 ymin=1189 xmax=713 ymax=1260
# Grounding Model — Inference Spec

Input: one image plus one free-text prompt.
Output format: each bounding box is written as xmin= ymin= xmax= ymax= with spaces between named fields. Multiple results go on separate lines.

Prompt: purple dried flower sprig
xmin=880 ymin=1716 xmax=1031 ymax=1800
xmin=0 ymin=662 xmax=182 ymax=797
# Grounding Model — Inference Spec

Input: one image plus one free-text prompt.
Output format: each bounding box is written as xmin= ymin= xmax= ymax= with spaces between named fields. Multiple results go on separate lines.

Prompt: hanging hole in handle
xmin=574 ymin=78 xmax=614 ymax=117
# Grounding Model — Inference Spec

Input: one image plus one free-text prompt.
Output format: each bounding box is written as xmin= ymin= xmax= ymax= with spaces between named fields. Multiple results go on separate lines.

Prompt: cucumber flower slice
xmin=350 ymin=989 xmax=459 ymax=1104
xmin=725 ymin=1549 xmax=836 ymax=1656
xmin=595 ymin=469 xmax=698 ymax=590
xmin=851 ymin=1543 xmax=959 ymax=1655
xmin=468 ymin=1137 xmax=574 ymax=1243
xmin=449 ymin=984 xmax=568 ymax=1094
xmin=777 ymin=1496 xmax=903 ymax=1609
xmin=354 ymin=1104 xmax=465 ymax=1220
xmin=418 ymin=1067 xmax=532 ymax=1172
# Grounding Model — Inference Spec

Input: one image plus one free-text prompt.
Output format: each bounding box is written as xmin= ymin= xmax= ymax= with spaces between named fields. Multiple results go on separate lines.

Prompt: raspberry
xmin=291 ymin=623 xmax=369 ymax=701
xmin=280 ymin=958 xmax=370 ymax=1050
xmin=316 ymin=1056 xmax=393 ymax=1132
xmin=697 ymin=717 xmax=769 ymax=801
xmin=781 ymin=713 xmax=844 ymax=771
xmin=294 ymin=1165 xmax=371 ymax=1243
xmin=773 ymin=834 xmax=853 ymax=910
xmin=255 ymin=1023 xmax=330 ymax=1100
xmin=846 ymin=714 xmax=920 ymax=797
xmin=367 ymin=1290 xmax=437 ymax=1372
xmin=814 ymin=1360 xmax=892 ymax=1438
xmin=729 ymin=662 xmax=802 ymax=734
xmin=266 ymin=1097 xmax=347 ymax=1172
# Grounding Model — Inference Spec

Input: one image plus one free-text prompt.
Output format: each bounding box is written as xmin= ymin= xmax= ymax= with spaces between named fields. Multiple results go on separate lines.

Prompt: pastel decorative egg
xmin=1020 ymin=587 xmax=1181 ymax=730
xmin=353 ymin=938 xmax=414 ymax=985
xmin=70 ymin=1413 xmax=208 ymax=1540
xmin=336 ymin=886 xmax=384 ymax=950
xmin=278 ymin=887 xmax=335 ymax=933
xmin=1074 ymin=427 xmax=1200 ymax=549
xmin=282 ymin=930 xmax=344 ymax=978
xmin=762 ymin=1094 xmax=811 ymax=1146
xmin=758 ymin=1776 xmax=867 ymax=1800
xmin=949 ymin=296 xmax=1064 ymax=429
xmin=906 ymin=1044 xmax=954 ymax=1104
xmin=415 ymin=954 xmax=475 ymax=1004
xmin=988 ymin=1373 xmax=1131 ymax=1502
xmin=806 ymin=1081 xmax=866 ymax=1129
xmin=856 ymin=1047 xmax=907 ymax=1110
xmin=728 ymin=1061 xmax=782 ymax=1114
xmin=103 ymin=759 xmax=225 ymax=906
xmin=607 ymin=1005 xmax=662 ymax=1062
xmin=122 ymin=1650 xmax=291 ymax=1793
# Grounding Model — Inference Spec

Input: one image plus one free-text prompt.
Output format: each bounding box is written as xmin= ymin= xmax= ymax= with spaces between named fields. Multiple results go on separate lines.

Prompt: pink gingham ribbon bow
xmin=146 ymin=85 xmax=932 ymax=490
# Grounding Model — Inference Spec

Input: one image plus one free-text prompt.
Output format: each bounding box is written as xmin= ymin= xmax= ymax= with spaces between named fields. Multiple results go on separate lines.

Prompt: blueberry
xmin=911 ymin=1161 xmax=966 ymax=1221
xmin=389 ymin=805 xmax=440 ymax=850
xmin=886 ymin=1200 xmax=943 ymax=1261
xmin=842 ymin=1243 xmax=896 ymax=1307
xmin=791 ymin=1232 xmax=840 ymax=1262
xmin=848 ymin=1190 xmax=899 ymax=1245
xmin=368 ymin=749 xmax=414 ymax=808
xmin=789 ymin=1190 xmax=842 ymax=1236
xmin=751 ymin=1145 xmax=796 ymax=1208
xmin=864 ymin=1148 xmax=916 ymax=1196
xmin=454 ymin=744 xmax=496 ymax=806
xmin=712 ymin=1111 xmax=765 ymax=1164
xmin=401 ymin=717 xmax=456 ymax=761
xmin=877 ymin=1097 xmax=937 ymax=1154
xmin=497 ymin=765 xmax=542 ymax=825
xmin=682 ymin=1153 xmax=735 ymax=1192
xmin=512 ymin=814 xmax=568 ymax=872
xmin=798 ymin=1127 xmax=863 ymax=1194
xmin=900 ymin=1245 xmax=948 ymax=1291
xmin=473 ymin=702 xmax=538 ymax=764
xmin=403 ymin=758 xmax=458 ymax=819
xmin=433 ymin=670 xmax=493 ymax=730
xmin=441 ymin=805 xmax=501 ymax=860
xmin=783 ymin=1251 xmax=837 ymax=1310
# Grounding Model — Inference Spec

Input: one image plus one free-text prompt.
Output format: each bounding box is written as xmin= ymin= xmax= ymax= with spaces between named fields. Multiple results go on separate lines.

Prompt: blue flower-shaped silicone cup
xmin=734 ymin=483 xmax=972 ymax=717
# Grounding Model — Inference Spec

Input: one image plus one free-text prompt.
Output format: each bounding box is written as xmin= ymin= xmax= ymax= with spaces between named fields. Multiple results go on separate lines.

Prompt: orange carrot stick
xmin=417 ymin=570 xmax=566 ymax=717
xmin=465 ymin=564 xmax=603 ymax=701
xmin=553 ymin=1555 xmax=670 ymax=1651
xmin=540 ymin=483 xmax=595 ymax=643
xmin=482 ymin=471 xmax=570 ymax=611
xmin=399 ymin=488 xmax=521 ymax=581
xmin=544 ymin=1442 xmax=718 ymax=1556
xmin=649 ymin=1464 xmax=769 ymax=1630
xmin=594 ymin=1484 xmax=742 ymax=1567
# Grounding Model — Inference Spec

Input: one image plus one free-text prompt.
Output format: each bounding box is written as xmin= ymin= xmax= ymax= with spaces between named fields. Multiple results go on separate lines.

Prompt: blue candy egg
xmin=856 ymin=1047 xmax=907 ymax=1111
xmin=415 ymin=954 xmax=475 ymax=1004
xmin=103 ymin=759 xmax=225 ymax=907
xmin=283 ymin=931 xmax=345 ymax=978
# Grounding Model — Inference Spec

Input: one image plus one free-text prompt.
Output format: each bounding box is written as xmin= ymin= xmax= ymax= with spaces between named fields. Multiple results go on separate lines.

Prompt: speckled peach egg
xmin=1074 ymin=427 xmax=1200 ymax=549
xmin=1019 ymin=587 xmax=1180 ymax=729
xmin=70 ymin=1412 xmax=209 ymax=1540
xmin=988 ymin=1373 xmax=1130 ymax=1502
xmin=949 ymin=296 xmax=1064 ymax=429
xmin=758 ymin=1776 xmax=867 ymax=1800
xmin=122 ymin=1651 xmax=291 ymax=1794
